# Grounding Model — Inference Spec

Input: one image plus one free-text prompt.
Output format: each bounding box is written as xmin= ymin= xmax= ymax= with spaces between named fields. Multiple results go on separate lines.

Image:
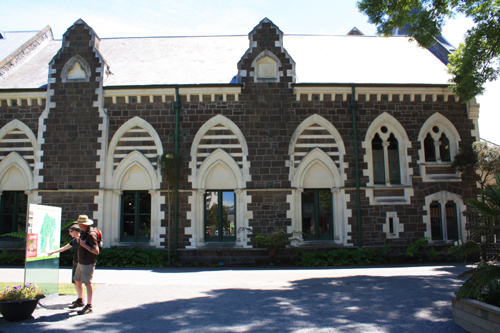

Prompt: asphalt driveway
xmin=0 ymin=264 xmax=469 ymax=332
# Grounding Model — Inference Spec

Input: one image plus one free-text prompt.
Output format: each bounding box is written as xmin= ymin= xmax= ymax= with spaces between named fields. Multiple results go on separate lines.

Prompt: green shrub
xmin=296 ymin=245 xmax=391 ymax=267
xmin=96 ymin=246 xmax=170 ymax=267
xmin=254 ymin=228 xmax=291 ymax=262
xmin=0 ymin=249 xmax=25 ymax=266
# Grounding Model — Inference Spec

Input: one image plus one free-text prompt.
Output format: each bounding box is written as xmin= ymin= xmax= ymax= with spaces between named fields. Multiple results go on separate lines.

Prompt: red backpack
xmin=91 ymin=227 xmax=103 ymax=252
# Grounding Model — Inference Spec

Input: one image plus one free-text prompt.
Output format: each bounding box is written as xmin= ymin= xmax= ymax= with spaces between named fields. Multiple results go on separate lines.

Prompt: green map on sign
xmin=39 ymin=213 xmax=57 ymax=253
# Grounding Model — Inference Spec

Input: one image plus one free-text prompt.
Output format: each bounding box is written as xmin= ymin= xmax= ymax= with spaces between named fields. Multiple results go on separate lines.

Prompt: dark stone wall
xmin=0 ymin=19 xmax=479 ymax=252
xmin=104 ymin=87 xmax=477 ymax=249
xmin=39 ymin=21 xmax=105 ymax=225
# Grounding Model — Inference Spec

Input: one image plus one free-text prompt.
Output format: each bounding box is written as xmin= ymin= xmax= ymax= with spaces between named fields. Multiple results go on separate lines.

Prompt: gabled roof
xmin=0 ymin=26 xmax=452 ymax=89
xmin=0 ymin=31 xmax=40 ymax=63
xmin=347 ymin=27 xmax=364 ymax=36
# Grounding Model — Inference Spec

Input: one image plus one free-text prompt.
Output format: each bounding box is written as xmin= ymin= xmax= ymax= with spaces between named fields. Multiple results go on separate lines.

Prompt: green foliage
xmin=0 ymin=231 xmax=26 ymax=239
xmin=0 ymin=249 xmax=25 ymax=266
xmin=254 ymin=228 xmax=291 ymax=262
xmin=0 ymin=283 xmax=45 ymax=301
xmin=296 ymin=245 xmax=391 ymax=267
xmin=357 ymin=0 xmax=500 ymax=101
xmin=157 ymin=151 xmax=184 ymax=262
xmin=453 ymin=141 xmax=500 ymax=189
xmin=254 ymin=228 xmax=290 ymax=248
xmin=464 ymin=173 xmax=500 ymax=251
xmin=404 ymin=237 xmax=448 ymax=262
xmin=96 ymin=246 xmax=170 ymax=268
xmin=448 ymin=240 xmax=482 ymax=262
xmin=405 ymin=237 xmax=429 ymax=260
xmin=456 ymin=262 xmax=500 ymax=307
xmin=454 ymin=175 xmax=500 ymax=306
xmin=60 ymin=220 xmax=77 ymax=246
xmin=0 ymin=230 xmax=26 ymax=250
xmin=157 ymin=152 xmax=183 ymax=186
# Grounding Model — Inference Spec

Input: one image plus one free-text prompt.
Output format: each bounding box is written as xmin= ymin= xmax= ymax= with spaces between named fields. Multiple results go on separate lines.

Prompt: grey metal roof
xmin=0 ymin=40 xmax=60 ymax=89
xmin=100 ymin=36 xmax=249 ymax=86
xmin=0 ymin=33 xmax=452 ymax=89
xmin=0 ymin=31 xmax=40 ymax=63
xmin=285 ymin=35 xmax=451 ymax=84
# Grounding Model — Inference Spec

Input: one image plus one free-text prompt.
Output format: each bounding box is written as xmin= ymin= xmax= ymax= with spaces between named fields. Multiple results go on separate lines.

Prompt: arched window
xmin=418 ymin=113 xmax=461 ymax=182
xmin=430 ymin=201 xmax=442 ymax=240
xmin=423 ymin=127 xmax=452 ymax=163
xmin=363 ymin=112 xmax=412 ymax=204
xmin=205 ymin=190 xmax=235 ymax=242
xmin=187 ymin=115 xmax=251 ymax=248
xmin=0 ymin=153 xmax=32 ymax=239
xmin=287 ymin=115 xmax=350 ymax=245
xmin=61 ymin=55 xmax=91 ymax=82
xmin=301 ymin=189 xmax=333 ymax=240
xmin=105 ymin=117 xmax=164 ymax=247
xmin=387 ymin=133 xmax=400 ymax=184
xmin=424 ymin=133 xmax=436 ymax=161
xmin=121 ymin=190 xmax=151 ymax=242
xmin=250 ymin=50 xmax=283 ymax=83
xmin=370 ymin=126 xmax=401 ymax=185
xmin=372 ymin=134 xmax=385 ymax=184
xmin=424 ymin=191 xmax=464 ymax=242
xmin=439 ymin=133 xmax=451 ymax=162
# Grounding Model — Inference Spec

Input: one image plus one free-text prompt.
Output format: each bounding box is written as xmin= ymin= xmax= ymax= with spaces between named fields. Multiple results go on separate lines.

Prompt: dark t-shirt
xmin=77 ymin=228 xmax=97 ymax=265
xmin=69 ymin=238 xmax=79 ymax=262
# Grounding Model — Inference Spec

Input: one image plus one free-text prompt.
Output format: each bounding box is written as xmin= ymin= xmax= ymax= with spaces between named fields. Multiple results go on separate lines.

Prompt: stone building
xmin=0 ymin=18 xmax=480 ymax=262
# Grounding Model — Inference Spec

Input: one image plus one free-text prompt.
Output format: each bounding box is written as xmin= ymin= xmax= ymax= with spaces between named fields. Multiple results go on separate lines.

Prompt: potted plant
xmin=451 ymin=175 xmax=500 ymax=332
xmin=0 ymin=283 xmax=45 ymax=321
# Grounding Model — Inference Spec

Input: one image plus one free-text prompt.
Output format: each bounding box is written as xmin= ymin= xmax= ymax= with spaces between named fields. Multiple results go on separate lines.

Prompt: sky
xmin=1 ymin=0 xmax=499 ymax=143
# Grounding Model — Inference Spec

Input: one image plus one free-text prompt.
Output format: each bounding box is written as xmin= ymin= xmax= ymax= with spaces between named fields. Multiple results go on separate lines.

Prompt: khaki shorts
xmin=73 ymin=263 xmax=95 ymax=284
xmin=72 ymin=261 xmax=78 ymax=284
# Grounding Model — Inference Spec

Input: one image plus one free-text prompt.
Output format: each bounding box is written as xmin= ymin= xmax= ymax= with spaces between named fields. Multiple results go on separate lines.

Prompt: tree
xmin=357 ymin=0 xmax=500 ymax=101
xmin=453 ymin=174 xmax=500 ymax=307
xmin=452 ymin=140 xmax=500 ymax=189
xmin=157 ymin=152 xmax=183 ymax=262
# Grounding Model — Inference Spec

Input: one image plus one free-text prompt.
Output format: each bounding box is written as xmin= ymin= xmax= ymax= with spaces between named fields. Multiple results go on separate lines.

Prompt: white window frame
xmin=363 ymin=112 xmax=413 ymax=205
xmin=417 ymin=113 xmax=461 ymax=182
xmin=423 ymin=191 xmax=465 ymax=243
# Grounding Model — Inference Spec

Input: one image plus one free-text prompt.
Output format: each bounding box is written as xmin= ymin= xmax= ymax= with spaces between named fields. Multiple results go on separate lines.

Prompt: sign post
xmin=25 ymin=204 xmax=62 ymax=295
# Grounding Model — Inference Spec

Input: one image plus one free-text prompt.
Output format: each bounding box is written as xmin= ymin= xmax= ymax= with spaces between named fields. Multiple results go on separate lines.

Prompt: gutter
xmin=173 ymin=87 xmax=181 ymax=256
xmin=349 ymin=86 xmax=363 ymax=248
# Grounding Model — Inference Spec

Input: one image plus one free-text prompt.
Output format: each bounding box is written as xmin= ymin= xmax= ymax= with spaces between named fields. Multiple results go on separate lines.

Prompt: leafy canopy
xmin=357 ymin=0 xmax=500 ymax=101
xmin=452 ymin=140 xmax=500 ymax=189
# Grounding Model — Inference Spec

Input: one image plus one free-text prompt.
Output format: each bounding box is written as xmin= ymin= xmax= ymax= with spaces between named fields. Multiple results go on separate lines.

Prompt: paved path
xmin=0 ymin=265 xmax=469 ymax=332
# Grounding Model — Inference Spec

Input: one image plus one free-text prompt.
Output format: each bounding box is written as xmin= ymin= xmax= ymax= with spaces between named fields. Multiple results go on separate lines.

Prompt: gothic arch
xmin=287 ymin=148 xmax=351 ymax=246
xmin=186 ymin=148 xmax=252 ymax=249
xmin=106 ymin=116 xmax=163 ymax=188
xmin=423 ymin=191 xmax=465 ymax=242
xmin=294 ymin=148 xmax=341 ymax=188
xmin=108 ymin=150 xmax=164 ymax=248
xmin=417 ymin=112 xmax=461 ymax=163
xmin=196 ymin=149 xmax=243 ymax=190
xmin=251 ymin=50 xmax=282 ymax=81
xmin=363 ymin=112 xmax=412 ymax=186
xmin=61 ymin=55 xmax=91 ymax=82
xmin=113 ymin=150 xmax=157 ymax=190
xmin=0 ymin=120 xmax=37 ymax=149
xmin=289 ymin=114 xmax=347 ymax=185
xmin=0 ymin=152 xmax=33 ymax=190
xmin=189 ymin=114 xmax=250 ymax=186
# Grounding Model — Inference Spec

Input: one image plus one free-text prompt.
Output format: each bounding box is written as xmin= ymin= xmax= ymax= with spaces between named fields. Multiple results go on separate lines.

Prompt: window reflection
xmin=205 ymin=190 xmax=236 ymax=240
xmin=301 ymin=189 xmax=333 ymax=240
xmin=121 ymin=191 xmax=151 ymax=242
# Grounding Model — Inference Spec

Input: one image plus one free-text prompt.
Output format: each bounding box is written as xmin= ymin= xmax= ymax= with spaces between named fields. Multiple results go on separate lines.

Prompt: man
xmin=71 ymin=215 xmax=99 ymax=315
xmin=48 ymin=224 xmax=81 ymax=284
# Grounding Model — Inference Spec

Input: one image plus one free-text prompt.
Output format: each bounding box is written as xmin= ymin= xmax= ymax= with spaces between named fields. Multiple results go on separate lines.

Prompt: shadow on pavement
xmin=0 ymin=266 xmax=468 ymax=332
